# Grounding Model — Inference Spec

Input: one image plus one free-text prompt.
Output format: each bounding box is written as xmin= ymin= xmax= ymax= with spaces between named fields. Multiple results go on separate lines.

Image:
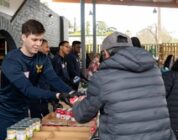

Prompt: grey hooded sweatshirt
xmin=73 ymin=47 xmax=176 ymax=140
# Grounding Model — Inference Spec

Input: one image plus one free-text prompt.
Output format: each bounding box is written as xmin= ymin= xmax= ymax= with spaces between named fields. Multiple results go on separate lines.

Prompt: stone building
xmin=0 ymin=0 xmax=68 ymax=64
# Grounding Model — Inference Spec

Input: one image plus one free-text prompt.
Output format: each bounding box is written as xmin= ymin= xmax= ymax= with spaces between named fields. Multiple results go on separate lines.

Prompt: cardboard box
xmin=32 ymin=112 xmax=97 ymax=140
xmin=42 ymin=112 xmax=68 ymax=126
xmin=32 ymin=130 xmax=91 ymax=140
xmin=32 ymin=131 xmax=53 ymax=139
xmin=46 ymin=137 xmax=87 ymax=140
xmin=53 ymin=131 xmax=90 ymax=138
xmin=42 ymin=112 xmax=96 ymax=127
xmin=41 ymin=126 xmax=90 ymax=132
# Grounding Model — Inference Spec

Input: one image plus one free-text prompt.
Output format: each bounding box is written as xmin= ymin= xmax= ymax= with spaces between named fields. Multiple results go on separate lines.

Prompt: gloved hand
xmin=68 ymin=90 xmax=86 ymax=97
xmin=58 ymin=92 xmax=73 ymax=107
xmin=51 ymin=101 xmax=63 ymax=111
xmin=57 ymin=90 xmax=86 ymax=107
xmin=81 ymin=81 xmax=88 ymax=88
xmin=74 ymin=91 xmax=86 ymax=96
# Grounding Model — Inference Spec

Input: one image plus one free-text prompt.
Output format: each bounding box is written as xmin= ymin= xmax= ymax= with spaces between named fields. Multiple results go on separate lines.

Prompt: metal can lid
xmin=16 ymin=127 xmax=26 ymax=131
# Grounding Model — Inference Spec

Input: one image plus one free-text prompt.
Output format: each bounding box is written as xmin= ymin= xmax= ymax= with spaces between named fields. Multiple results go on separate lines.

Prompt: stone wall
xmin=0 ymin=0 xmax=62 ymax=48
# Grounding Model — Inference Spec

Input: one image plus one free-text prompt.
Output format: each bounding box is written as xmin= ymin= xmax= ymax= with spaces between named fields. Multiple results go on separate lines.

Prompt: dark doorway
xmin=0 ymin=30 xmax=16 ymax=65
xmin=0 ymin=30 xmax=16 ymax=87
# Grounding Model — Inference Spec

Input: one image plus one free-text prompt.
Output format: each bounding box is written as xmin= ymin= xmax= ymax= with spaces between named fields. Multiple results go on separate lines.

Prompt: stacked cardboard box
xmin=42 ymin=112 xmax=95 ymax=127
xmin=31 ymin=112 xmax=96 ymax=140
xmin=32 ymin=126 xmax=91 ymax=140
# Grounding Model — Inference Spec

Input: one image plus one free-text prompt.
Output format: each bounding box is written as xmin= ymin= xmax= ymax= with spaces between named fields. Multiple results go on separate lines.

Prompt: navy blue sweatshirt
xmin=0 ymin=48 xmax=72 ymax=118
xmin=52 ymin=54 xmax=71 ymax=85
xmin=66 ymin=52 xmax=80 ymax=79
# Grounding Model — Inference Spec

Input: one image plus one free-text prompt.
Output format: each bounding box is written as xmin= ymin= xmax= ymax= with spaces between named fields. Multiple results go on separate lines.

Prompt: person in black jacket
xmin=163 ymin=59 xmax=178 ymax=139
xmin=131 ymin=36 xmax=142 ymax=48
xmin=66 ymin=41 xmax=88 ymax=90
xmin=72 ymin=32 xmax=176 ymax=140
xmin=66 ymin=41 xmax=81 ymax=90
xmin=0 ymin=19 xmax=76 ymax=140
xmin=162 ymin=54 xmax=175 ymax=73
xmin=52 ymin=41 xmax=72 ymax=87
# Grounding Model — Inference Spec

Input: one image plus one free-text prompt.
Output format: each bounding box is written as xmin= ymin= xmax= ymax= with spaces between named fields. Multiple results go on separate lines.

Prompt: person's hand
xmin=68 ymin=90 xmax=86 ymax=97
xmin=51 ymin=101 xmax=63 ymax=111
xmin=74 ymin=91 xmax=86 ymax=97
xmin=59 ymin=92 xmax=73 ymax=107
xmin=55 ymin=90 xmax=86 ymax=107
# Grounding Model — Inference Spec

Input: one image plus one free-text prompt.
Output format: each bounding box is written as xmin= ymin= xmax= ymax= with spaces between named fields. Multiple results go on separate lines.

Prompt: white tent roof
xmin=52 ymin=0 xmax=178 ymax=8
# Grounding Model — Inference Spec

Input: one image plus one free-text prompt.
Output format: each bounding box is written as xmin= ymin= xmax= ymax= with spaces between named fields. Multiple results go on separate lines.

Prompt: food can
xmin=16 ymin=127 xmax=26 ymax=140
xmin=56 ymin=108 xmax=66 ymax=119
xmin=7 ymin=127 xmax=16 ymax=140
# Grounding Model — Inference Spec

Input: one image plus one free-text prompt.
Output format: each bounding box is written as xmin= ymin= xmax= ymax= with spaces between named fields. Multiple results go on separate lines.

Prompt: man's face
xmin=22 ymin=33 xmax=43 ymax=56
xmin=39 ymin=42 xmax=50 ymax=55
xmin=61 ymin=42 xmax=71 ymax=55
xmin=102 ymin=50 xmax=110 ymax=60
xmin=74 ymin=44 xmax=81 ymax=54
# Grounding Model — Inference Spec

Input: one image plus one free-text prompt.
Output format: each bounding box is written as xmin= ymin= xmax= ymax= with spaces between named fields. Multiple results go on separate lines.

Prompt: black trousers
xmin=0 ymin=113 xmax=27 ymax=140
xmin=29 ymin=101 xmax=49 ymax=119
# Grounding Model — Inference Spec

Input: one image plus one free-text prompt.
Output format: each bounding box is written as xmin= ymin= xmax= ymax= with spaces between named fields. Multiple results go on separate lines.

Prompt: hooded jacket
xmin=73 ymin=47 xmax=176 ymax=140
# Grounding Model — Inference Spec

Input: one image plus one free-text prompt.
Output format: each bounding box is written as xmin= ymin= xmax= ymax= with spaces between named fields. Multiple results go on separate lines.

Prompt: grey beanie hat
xmin=101 ymin=31 xmax=133 ymax=51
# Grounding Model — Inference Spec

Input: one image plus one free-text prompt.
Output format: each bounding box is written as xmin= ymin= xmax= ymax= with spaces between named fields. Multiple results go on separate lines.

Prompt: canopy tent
xmin=52 ymin=0 xmax=176 ymax=73
xmin=52 ymin=0 xmax=178 ymax=8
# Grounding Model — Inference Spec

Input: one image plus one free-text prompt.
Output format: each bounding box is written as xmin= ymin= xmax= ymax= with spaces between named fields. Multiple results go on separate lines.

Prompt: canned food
xmin=19 ymin=123 xmax=30 ymax=139
xmin=66 ymin=108 xmax=72 ymax=120
xmin=56 ymin=108 xmax=66 ymax=119
xmin=16 ymin=127 xmax=26 ymax=140
xmin=56 ymin=108 xmax=62 ymax=119
xmin=7 ymin=127 xmax=16 ymax=140
xmin=26 ymin=122 xmax=33 ymax=138
xmin=60 ymin=108 xmax=66 ymax=120
xmin=29 ymin=120 xmax=36 ymax=132
xmin=32 ymin=118 xmax=41 ymax=131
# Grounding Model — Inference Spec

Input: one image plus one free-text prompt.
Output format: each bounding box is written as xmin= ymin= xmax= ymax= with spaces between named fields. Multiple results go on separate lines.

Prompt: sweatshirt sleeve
xmin=42 ymin=57 xmax=72 ymax=93
xmin=2 ymin=57 xmax=57 ymax=100
xmin=51 ymin=56 xmax=62 ymax=77
xmin=67 ymin=55 xmax=79 ymax=79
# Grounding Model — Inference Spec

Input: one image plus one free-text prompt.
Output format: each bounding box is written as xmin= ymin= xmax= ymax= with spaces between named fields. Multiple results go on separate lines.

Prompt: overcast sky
xmin=42 ymin=1 xmax=178 ymax=38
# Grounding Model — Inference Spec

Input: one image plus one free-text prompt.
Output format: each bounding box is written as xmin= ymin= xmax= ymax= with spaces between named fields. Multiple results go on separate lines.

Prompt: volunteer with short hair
xmin=0 ymin=19 xmax=75 ymax=140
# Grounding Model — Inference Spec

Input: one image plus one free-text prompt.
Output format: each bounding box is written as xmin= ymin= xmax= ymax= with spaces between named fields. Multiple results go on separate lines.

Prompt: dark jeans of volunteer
xmin=0 ymin=113 xmax=27 ymax=140
xmin=72 ymin=83 xmax=79 ymax=91
xmin=29 ymin=101 xmax=49 ymax=119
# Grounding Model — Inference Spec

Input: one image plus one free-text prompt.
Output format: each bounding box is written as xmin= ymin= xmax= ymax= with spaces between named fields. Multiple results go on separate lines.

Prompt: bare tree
xmin=137 ymin=24 xmax=173 ymax=44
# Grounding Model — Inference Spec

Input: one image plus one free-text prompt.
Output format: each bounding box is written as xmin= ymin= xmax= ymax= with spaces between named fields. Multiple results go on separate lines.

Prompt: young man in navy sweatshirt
xmin=0 ymin=19 xmax=75 ymax=140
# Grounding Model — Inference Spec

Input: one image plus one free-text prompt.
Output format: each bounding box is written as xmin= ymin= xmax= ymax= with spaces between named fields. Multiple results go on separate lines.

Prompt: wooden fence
xmin=143 ymin=43 xmax=178 ymax=66
xmin=85 ymin=43 xmax=178 ymax=66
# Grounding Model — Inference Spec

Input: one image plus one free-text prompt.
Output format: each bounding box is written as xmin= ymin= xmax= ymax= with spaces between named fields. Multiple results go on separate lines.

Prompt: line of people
xmin=0 ymin=18 xmax=177 ymax=140
xmin=161 ymin=54 xmax=178 ymax=139
xmin=72 ymin=33 xmax=177 ymax=140
xmin=28 ymin=38 xmax=89 ymax=118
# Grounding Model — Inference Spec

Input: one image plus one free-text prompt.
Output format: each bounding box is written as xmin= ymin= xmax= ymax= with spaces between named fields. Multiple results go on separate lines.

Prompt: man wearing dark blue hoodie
xmin=66 ymin=41 xmax=82 ymax=90
xmin=66 ymin=41 xmax=88 ymax=90
xmin=0 ymin=19 xmax=75 ymax=140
